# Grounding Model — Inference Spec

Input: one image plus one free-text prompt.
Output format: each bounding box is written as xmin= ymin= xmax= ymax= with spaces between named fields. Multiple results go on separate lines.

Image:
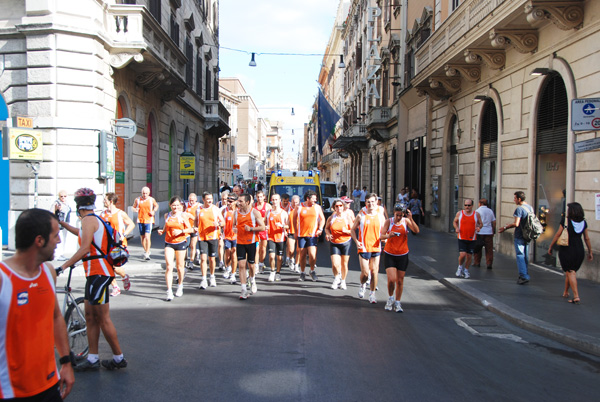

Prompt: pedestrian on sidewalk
xmin=407 ymin=189 xmax=424 ymax=227
xmin=453 ymin=198 xmax=482 ymax=279
xmin=359 ymin=186 xmax=367 ymax=208
xmin=52 ymin=189 xmax=72 ymax=261
xmin=547 ymin=202 xmax=593 ymax=304
xmin=352 ymin=186 xmax=361 ymax=212
xmin=473 ymin=198 xmax=496 ymax=269
xmin=381 ymin=203 xmax=420 ymax=313
xmin=499 ymin=191 xmax=534 ymax=284
xmin=132 ymin=186 xmax=159 ymax=261
xmin=324 ymin=199 xmax=353 ymax=290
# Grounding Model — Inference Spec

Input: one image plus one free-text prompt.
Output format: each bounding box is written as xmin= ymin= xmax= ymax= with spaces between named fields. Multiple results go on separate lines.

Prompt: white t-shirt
xmin=476 ymin=206 xmax=496 ymax=235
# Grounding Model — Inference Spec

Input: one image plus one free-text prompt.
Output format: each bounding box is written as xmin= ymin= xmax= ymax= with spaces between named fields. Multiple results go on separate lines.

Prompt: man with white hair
xmin=132 ymin=186 xmax=159 ymax=260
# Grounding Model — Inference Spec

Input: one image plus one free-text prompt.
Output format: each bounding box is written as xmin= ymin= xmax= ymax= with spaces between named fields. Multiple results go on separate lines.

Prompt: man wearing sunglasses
xmin=453 ymin=198 xmax=482 ymax=279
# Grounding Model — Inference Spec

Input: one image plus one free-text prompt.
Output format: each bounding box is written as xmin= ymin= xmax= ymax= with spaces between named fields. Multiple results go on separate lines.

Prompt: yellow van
xmin=268 ymin=170 xmax=323 ymax=206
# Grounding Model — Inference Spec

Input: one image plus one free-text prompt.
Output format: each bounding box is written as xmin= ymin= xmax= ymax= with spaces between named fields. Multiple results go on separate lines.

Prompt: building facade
xmin=0 ymin=0 xmax=229 ymax=247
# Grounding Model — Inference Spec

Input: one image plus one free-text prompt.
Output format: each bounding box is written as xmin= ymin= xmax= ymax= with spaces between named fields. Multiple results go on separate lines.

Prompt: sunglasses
xmin=464 ymin=204 xmax=472 ymax=207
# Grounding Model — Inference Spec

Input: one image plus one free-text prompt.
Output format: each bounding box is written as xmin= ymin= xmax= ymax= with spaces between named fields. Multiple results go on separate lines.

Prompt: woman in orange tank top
xmin=380 ymin=203 xmax=420 ymax=313
xmin=324 ymin=199 xmax=354 ymax=291
xmin=158 ymin=196 xmax=193 ymax=301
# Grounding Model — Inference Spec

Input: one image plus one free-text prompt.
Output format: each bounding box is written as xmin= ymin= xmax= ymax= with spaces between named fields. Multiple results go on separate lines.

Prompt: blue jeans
xmin=514 ymin=237 xmax=530 ymax=280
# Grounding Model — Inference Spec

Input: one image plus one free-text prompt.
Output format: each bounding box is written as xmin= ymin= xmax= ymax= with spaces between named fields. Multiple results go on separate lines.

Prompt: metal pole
xmin=26 ymin=162 xmax=40 ymax=208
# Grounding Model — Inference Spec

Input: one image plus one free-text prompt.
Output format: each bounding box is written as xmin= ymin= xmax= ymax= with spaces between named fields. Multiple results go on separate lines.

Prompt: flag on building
xmin=317 ymin=88 xmax=341 ymax=154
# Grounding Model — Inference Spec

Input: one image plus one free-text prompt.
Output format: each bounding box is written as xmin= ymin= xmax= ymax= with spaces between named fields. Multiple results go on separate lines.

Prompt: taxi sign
xmin=13 ymin=117 xmax=33 ymax=128
xmin=572 ymin=98 xmax=600 ymax=131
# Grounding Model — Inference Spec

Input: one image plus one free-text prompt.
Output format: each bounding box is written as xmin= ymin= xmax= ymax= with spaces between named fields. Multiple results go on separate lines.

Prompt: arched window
xmin=480 ymin=101 xmax=498 ymax=213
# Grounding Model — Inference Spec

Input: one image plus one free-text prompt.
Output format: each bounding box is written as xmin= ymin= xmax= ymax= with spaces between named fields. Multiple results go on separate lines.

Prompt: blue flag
xmin=317 ymin=88 xmax=341 ymax=155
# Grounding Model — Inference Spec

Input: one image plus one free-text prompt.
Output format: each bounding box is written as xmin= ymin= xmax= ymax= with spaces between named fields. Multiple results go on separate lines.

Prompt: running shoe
xmin=455 ymin=266 xmax=463 ymax=277
xmin=331 ymin=275 xmax=341 ymax=290
xmin=310 ymin=270 xmax=318 ymax=282
xmin=223 ymin=266 xmax=231 ymax=279
xmin=175 ymin=285 xmax=183 ymax=297
xmin=275 ymin=273 xmax=281 ymax=281
xmin=101 ymin=358 xmax=128 ymax=370
xmin=385 ymin=297 xmax=394 ymax=311
xmin=199 ymin=278 xmax=208 ymax=289
xmin=166 ymin=289 xmax=174 ymax=301
xmin=240 ymin=288 xmax=249 ymax=300
xmin=193 ymin=258 xmax=201 ymax=266
xmin=122 ymin=274 xmax=131 ymax=291
xmin=369 ymin=292 xmax=377 ymax=304
xmin=74 ymin=359 xmax=100 ymax=372
xmin=295 ymin=264 xmax=301 ymax=273
xmin=299 ymin=272 xmax=306 ymax=282
xmin=144 ymin=252 xmax=151 ymax=261
xmin=250 ymin=279 xmax=257 ymax=294
xmin=268 ymin=271 xmax=276 ymax=282
xmin=358 ymin=283 xmax=366 ymax=299
xmin=258 ymin=263 xmax=265 ymax=274
xmin=463 ymin=269 xmax=471 ymax=279
xmin=394 ymin=301 xmax=404 ymax=313
xmin=111 ymin=287 xmax=121 ymax=297
xmin=230 ymin=273 xmax=237 ymax=284
xmin=285 ymin=258 xmax=290 ymax=267
xmin=209 ymin=275 xmax=217 ymax=287
xmin=366 ymin=272 xmax=371 ymax=287
xmin=340 ymin=280 xmax=347 ymax=290
xmin=218 ymin=260 xmax=225 ymax=270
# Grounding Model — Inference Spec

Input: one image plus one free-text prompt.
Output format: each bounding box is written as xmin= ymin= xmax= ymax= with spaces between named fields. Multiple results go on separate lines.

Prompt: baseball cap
xmin=340 ymin=196 xmax=352 ymax=203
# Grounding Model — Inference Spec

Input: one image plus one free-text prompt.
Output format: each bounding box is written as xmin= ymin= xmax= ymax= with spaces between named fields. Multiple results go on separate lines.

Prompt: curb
xmin=411 ymin=255 xmax=600 ymax=358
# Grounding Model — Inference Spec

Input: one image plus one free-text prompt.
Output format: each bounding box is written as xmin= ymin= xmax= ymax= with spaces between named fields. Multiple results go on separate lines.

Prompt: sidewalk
xmin=408 ymin=227 xmax=600 ymax=357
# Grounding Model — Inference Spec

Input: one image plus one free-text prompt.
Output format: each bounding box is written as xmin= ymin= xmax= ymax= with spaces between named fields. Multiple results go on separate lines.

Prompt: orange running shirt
xmin=458 ymin=211 xmax=477 ymax=241
xmin=80 ymin=215 xmax=115 ymax=277
xmin=384 ymin=217 xmax=409 ymax=256
xmin=185 ymin=203 xmax=200 ymax=232
xmin=288 ymin=209 xmax=297 ymax=235
xmin=297 ymin=203 xmax=321 ymax=238
xmin=197 ymin=205 xmax=221 ymax=241
xmin=101 ymin=209 xmax=128 ymax=246
xmin=222 ymin=207 xmax=237 ymax=241
xmin=164 ymin=212 xmax=188 ymax=244
xmin=266 ymin=209 xmax=288 ymax=242
xmin=135 ymin=197 xmax=157 ymax=224
xmin=0 ymin=263 xmax=58 ymax=399
xmin=329 ymin=212 xmax=352 ymax=244
xmin=254 ymin=202 xmax=269 ymax=238
xmin=357 ymin=208 xmax=385 ymax=253
xmin=235 ymin=209 xmax=256 ymax=245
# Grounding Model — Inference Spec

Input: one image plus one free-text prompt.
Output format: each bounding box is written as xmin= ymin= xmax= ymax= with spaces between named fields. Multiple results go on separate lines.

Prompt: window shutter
xmin=536 ymin=74 xmax=568 ymax=154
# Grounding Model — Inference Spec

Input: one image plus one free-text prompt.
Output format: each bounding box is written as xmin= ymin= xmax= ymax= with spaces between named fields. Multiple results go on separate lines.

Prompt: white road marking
xmin=455 ymin=317 xmax=528 ymax=343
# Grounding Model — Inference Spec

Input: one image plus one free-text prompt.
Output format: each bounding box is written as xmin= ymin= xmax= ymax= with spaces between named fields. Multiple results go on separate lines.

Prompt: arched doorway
xmin=534 ymin=73 xmax=568 ymax=267
xmin=0 ymin=94 xmax=9 ymax=245
xmin=480 ymin=100 xmax=498 ymax=214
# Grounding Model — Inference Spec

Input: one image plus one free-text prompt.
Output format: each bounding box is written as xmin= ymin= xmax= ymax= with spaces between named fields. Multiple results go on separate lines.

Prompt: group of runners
xmin=148 ymin=186 xmax=420 ymax=312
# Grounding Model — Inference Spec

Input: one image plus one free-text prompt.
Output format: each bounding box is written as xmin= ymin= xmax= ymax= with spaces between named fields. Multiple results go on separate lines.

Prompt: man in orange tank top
xmin=58 ymin=188 xmax=127 ymax=372
xmin=253 ymin=191 xmax=271 ymax=274
xmin=453 ymin=198 xmax=482 ymax=279
xmin=266 ymin=193 xmax=289 ymax=282
xmin=296 ymin=190 xmax=325 ymax=281
xmin=197 ymin=192 xmax=225 ymax=289
xmin=286 ymin=195 xmax=301 ymax=272
xmin=185 ymin=193 xmax=201 ymax=268
xmin=132 ymin=186 xmax=159 ymax=261
xmin=0 ymin=209 xmax=74 ymax=400
xmin=221 ymin=193 xmax=239 ymax=283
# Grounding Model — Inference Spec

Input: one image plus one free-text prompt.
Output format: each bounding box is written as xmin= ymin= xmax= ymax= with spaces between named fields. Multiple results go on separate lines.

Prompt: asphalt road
xmin=61 ymin=242 xmax=600 ymax=402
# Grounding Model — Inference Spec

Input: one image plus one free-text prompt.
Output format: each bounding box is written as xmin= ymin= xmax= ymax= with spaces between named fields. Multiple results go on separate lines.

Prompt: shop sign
xmin=8 ymin=128 xmax=43 ymax=161
xmin=179 ymin=151 xmax=195 ymax=179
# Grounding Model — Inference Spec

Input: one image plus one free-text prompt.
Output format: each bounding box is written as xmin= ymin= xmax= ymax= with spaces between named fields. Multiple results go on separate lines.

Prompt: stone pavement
xmin=48 ymin=226 xmax=600 ymax=357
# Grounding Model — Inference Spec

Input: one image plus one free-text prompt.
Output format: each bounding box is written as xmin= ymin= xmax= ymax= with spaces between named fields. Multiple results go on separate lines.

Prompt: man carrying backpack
xmin=499 ymin=191 xmax=535 ymax=284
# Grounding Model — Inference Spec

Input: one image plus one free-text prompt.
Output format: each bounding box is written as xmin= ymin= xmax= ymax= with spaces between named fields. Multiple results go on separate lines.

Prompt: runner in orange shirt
xmin=253 ymin=190 xmax=272 ymax=274
xmin=197 ymin=192 xmax=225 ymax=289
xmin=233 ymin=193 xmax=265 ymax=300
xmin=101 ymin=193 xmax=135 ymax=296
xmin=286 ymin=195 xmax=301 ymax=272
xmin=351 ymin=193 xmax=386 ymax=303
xmin=266 ymin=193 xmax=289 ymax=282
xmin=0 ymin=209 xmax=74 ymax=400
xmin=324 ymin=199 xmax=354 ymax=290
xmin=185 ymin=193 xmax=201 ymax=268
xmin=453 ymin=198 xmax=482 ymax=279
xmin=59 ymin=188 xmax=127 ymax=371
xmin=221 ymin=193 xmax=238 ymax=283
xmin=296 ymin=190 xmax=325 ymax=281
xmin=158 ymin=196 xmax=194 ymax=300
xmin=132 ymin=186 xmax=159 ymax=260
xmin=381 ymin=203 xmax=420 ymax=313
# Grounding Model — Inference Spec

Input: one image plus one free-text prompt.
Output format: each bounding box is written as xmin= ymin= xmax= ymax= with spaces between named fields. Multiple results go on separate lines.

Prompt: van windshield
xmin=271 ymin=185 xmax=319 ymax=200
xmin=321 ymin=183 xmax=337 ymax=198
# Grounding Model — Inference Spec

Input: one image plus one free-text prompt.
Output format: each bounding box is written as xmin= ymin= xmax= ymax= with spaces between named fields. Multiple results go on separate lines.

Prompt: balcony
xmin=332 ymin=124 xmax=367 ymax=150
xmin=365 ymin=107 xmax=396 ymax=142
xmin=105 ymin=4 xmax=189 ymax=102
xmin=205 ymin=100 xmax=231 ymax=137
xmin=321 ymin=150 xmax=341 ymax=165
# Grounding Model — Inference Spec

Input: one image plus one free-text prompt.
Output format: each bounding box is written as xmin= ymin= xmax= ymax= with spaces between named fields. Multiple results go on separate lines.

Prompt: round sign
xmin=113 ymin=118 xmax=137 ymax=139
xmin=583 ymin=103 xmax=596 ymax=115
xmin=592 ymin=118 xmax=600 ymax=129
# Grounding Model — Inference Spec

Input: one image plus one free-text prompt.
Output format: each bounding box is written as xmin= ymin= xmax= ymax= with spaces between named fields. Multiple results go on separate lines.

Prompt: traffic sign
xmin=572 ymin=98 xmax=600 ymax=131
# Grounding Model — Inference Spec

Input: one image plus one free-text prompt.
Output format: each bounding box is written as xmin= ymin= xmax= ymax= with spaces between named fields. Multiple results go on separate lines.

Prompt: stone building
xmin=0 ymin=0 xmax=229 ymax=247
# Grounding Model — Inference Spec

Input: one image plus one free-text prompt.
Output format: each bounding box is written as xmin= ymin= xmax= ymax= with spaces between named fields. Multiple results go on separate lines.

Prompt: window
xmin=170 ymin=13 xmax=179 ymax=46
xmin=196 ymin=52 xmax=203 ymax=96
xmin=452 ymin=0 xmax=461 ymax=11
xmin=205 ymin=66 xmax=211 ymax=100
xmin=149 ymin=0 xmax=161 ymax=23
xmin=185 ymin=37 xmax=193 ymax=87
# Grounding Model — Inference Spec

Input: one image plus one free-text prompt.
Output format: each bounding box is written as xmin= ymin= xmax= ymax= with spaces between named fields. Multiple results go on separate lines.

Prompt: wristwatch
xmin=59 ymin=352 xmax=74 ymax=365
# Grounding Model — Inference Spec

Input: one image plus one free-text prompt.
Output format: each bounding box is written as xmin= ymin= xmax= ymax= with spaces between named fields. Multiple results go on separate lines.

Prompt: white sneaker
xmin=209 ymin=275 xmax=217 ymax=287
xmin=455 ymin=266 xmax=463 ymax=277
xmin=366 ymin=272 xmax=371 ymax=287
xmin=394 ymin=301 xmax=404 ymax=313
xmin=340 ymin=280 xmax=347 ymax=290
xmin=275 ymin=273 xmax=281 ymax=281
xmin=175 ymin=285 xmax=183 ymax=297
xmin=268 ymin=271 xmax=276 ymax=282
xmin=258 ymin=263 xmax=265 ymax=274
xmin=166 ymin=289 xmax=174 ymax=301
xmin=463 ymin=269 xmax=470 ymax=279
xmin=223 ymin=266 xmax=231 ymax=279
xmin=199 ymin=278 xmax=208 ymax=289
xmin=294 ymin=264 xmax=301 ymax=273
xmin=331 ymin=275 xmax=341 ymax=290
xmin=250 ymin=279 xmax=258 ymax=294
xmin=289 ymin=258 xmax=295 ymax=268
xmin=240 ymin=288 xmax=249 ymax=300
xmin=369 ymin=292 xmax=377 ymax=304
xmin=230 ymin=273 xmax=237 ymax=284
xmin=285 ymin=258 xmax=290 ymax=267
xmin=358 ymin=283 xmax=366 ymax=299
xmin=385 ymin=297 xmax=394 ymax=311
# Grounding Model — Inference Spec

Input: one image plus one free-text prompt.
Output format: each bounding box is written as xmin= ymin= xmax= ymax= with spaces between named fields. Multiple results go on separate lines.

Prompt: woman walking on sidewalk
xmin=547 ymin=202 xmax=593 ymax=304
xmin=324 ymin=199 xmax=354 ymax=290
xmin=380 ymin=203 xmax=419 ymax=313
xmin=158 ymin=196 xmax=194 ymax=301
